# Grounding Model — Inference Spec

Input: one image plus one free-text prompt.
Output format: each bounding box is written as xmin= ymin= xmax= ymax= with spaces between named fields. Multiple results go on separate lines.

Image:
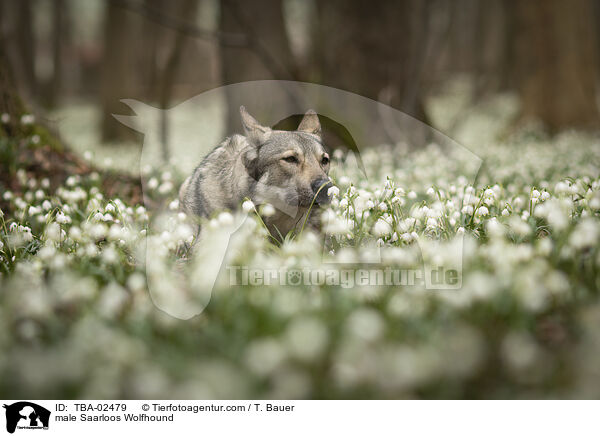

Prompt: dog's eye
xmin=321 ymin=155 xmax=330 ymax=165
xmin=282 ymin=156 xmax=299 ymax=164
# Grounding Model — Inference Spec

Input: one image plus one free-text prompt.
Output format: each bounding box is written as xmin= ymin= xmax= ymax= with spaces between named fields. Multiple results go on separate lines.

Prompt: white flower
xmin=168 ymin=199 xmax=179 ymax=211
xmin=65 ymin=175 xmax=78 ymax=187
xmin=427 ymin=187 xmax=436 ymax=196
xmin=55 ymin=211 xmax=71 ymax=224
xmin=218 ymin=211 xmax=235 ymax=226
xmin=20 ymin=114 xmax=35 ymax=125
xmin=127 ymin=273 xmax=146 ymax=292
xmin=346 ymin=309 xmax=384 ymax=342
xmin=378 ymin=202 xmax=388 ymax=212
xmin=462 ymin=205 xmax=474 ymax=215
xmin=327 ymin=186 xmax=340 ymax=197
xmin=22 ymin=229 xmax=33 ymax=242
xmin=408 ymin=191 xmax=417 ymax=199
xmin=569 ymin=218 xmax=599 ymax=250
xmin=28 ymin=206 xmax=41 ymax=216
xmin=400 ymin=232 xmax=413 ymax=243
xmin=554 ymin=181 xmax=570 ymax=195
xmin=531 ymin=189 xmax=541 ymax=199
xmin=38 ymin=244 xmax=56 ymax=261
xmin=147 ymin=178 xmax=159 ymax=190
xmin=46 ymin=222 xmax=64 ymax=242
xmin=513 ymin=197 xmax=524 ymax=208
xmin=373 ymin=219 xmax=392 ymax=236
xmin=242 ymin=200 xmax=255 ymax=213
xmin=89 ymin=223 xmax=107 ymax=240
xmin=476 ymin=206 xmax=489 ymax=217
xmin=69 ymin=226 xmax=82 ymax=241
xmin=102 ymin=246 xmax=119 ymax=264
xmin=426 ymin=217 xmax=438 ymax=228
xmin=158 ymin=182 xmax=173 ymax=194
xmin=261 ymin=203 xmax=275 ymax=217
xmin=108 ymin=225 xmax=123 ymax=241
xmin=486 ymin=218 xmax=504 ymax=237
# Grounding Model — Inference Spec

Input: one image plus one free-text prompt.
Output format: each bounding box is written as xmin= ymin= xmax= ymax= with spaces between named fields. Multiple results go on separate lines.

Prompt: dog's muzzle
xmin=311 ymin=178 xmax=333 ymax=205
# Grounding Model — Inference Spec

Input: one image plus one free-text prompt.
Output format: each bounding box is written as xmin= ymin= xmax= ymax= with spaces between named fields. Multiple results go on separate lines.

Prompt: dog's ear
xmin=240 ymin=106 xmax=271 ymax=143
xmin=297 ymin=109 xmax=321 ymax=136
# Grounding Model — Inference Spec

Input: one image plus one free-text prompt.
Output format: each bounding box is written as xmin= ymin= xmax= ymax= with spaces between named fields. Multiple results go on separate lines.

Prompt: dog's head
xmin=240 ymin=106 xmax=333 ymax=209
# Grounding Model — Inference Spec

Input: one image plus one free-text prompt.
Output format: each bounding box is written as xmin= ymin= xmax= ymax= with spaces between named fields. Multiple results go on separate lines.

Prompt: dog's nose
xmin=311 ymin=178 xmax=333 ymax=205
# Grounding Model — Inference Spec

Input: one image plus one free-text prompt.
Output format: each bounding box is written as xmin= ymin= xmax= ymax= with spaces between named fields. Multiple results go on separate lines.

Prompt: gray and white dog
xmin=179 ymin=106 xmax=332 ymax=239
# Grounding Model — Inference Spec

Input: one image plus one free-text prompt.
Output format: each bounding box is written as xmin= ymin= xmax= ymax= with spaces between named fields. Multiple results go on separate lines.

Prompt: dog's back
xmin=179 ymin=134 xmax=251 ymax=218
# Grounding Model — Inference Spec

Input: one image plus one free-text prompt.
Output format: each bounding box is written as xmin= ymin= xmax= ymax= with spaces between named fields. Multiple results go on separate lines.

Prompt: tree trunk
xmin=510 ymin=0 xmax=600 ymax=131
xmin=100 ymin=1 xmax=138 ymax=142
xmin=219 ymin=0 xmax=295 ymax=133
xmin=158 ymin=0 xmax=199 ymax=163
xmin=0 ymin=32 xmax=26 ymax=137
xmin=310 ymin=0 xmax=433 ymax=144
xmin=43 ymin=0 xmax=66 ymax=108
xmin=15 ymin=0 xmax=36 ymax=99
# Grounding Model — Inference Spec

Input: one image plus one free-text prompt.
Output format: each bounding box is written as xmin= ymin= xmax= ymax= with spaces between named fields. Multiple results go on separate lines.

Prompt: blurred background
xmin=1 ymin=0 xmax=599 ymax=169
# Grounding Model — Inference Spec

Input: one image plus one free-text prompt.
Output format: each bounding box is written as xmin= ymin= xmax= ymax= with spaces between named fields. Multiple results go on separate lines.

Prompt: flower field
xmin=1 ymin=114 xmax=600 ymax=399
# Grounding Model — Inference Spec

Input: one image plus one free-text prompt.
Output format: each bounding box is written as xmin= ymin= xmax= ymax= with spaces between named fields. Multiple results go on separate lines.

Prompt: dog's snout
xmin=311 ymin=178 xmax=332 ymax=193
xmin=311 ymin=178 xmax=333 ymax=204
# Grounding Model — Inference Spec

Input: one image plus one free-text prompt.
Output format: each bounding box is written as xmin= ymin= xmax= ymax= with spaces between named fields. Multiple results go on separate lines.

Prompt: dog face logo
xmin=3 ymin=402 xmax=50 ymax=434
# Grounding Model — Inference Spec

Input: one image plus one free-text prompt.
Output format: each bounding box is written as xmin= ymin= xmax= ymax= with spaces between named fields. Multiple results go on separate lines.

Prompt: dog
xmin=179 ymin=106 xmax=333 ymax=239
